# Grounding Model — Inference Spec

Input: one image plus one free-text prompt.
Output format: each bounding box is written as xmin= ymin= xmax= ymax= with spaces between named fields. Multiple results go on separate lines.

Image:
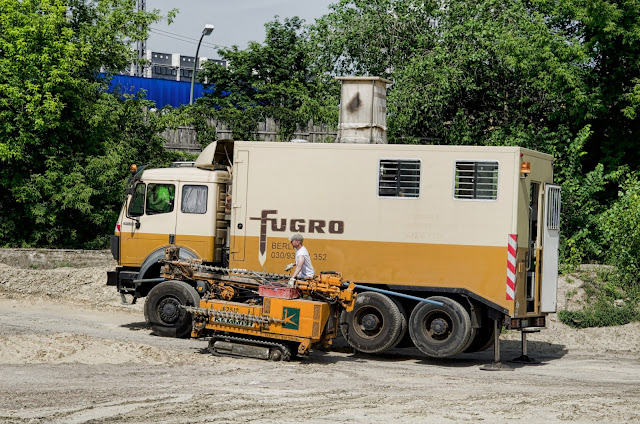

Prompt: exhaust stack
xmin=336 ymin=76 xmax=391 ymax=144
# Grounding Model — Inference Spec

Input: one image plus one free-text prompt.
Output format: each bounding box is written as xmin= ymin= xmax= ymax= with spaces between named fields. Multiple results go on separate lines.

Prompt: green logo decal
xmin=282 ymin=307 xmax=300 ymax=330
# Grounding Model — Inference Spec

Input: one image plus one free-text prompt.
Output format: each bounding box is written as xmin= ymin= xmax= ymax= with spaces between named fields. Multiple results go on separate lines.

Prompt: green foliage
xmin=558 ymin=163 xmax=608 ymax=265
xmin=311 ymin=0 xmax=439 ymax=77
xmin=559 ymin=238 xmax=583 ymax=274
xmin=390 ymin=0 xmax=588 ymax=145
xmin=161 ymin=104 xmax=218 ymax=147
xmin=598 ymin=172 xmax=640 ymax=287
xmin=312 ymin=0 xmax=589 ymax=147
xmin=0 ymin=0 xmax=169 ymax=248
xmin=542 ymin=0 xmax=640 ymax=171
xmin=558 ymin=268 xmax=640 ymax=328
xmin=558 ymin=300 xmax=640 ymax=328
xmin=199 ymin=16 xmax=339 ymax=141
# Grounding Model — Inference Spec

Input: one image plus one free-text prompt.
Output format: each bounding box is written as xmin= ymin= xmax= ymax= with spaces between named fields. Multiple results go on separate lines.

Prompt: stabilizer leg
xmin=511 ymin=329 xmax=539 ymax=363
xmin=480 ymin=319 xmax=513 ymax=371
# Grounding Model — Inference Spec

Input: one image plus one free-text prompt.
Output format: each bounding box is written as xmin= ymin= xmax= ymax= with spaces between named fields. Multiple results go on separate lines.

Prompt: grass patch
xmin=558 ymin=300 xmax=640 ymax=328
xmin=558 ymin=267 xmax=640 ymax=328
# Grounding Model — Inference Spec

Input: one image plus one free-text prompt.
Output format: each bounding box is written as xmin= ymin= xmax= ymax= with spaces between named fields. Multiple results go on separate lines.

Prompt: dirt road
xmin=0 ymin=251 xmax=639 ymax=423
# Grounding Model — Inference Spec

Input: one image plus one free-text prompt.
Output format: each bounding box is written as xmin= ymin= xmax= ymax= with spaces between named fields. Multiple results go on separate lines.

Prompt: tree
xmin=198 ymin=16 xmax=339 ymax=141
xmin=542 ymin=0 xmax=640 ymax=172
xmin=311 ymin=0 xmax=439 ymax=77
xmin=0 ymin=0 xmax=171 ymax=247
xmin=599 ymin=172 xmax=640 ymax=288
xmin=312 ymin=0 xmax=589 ymax=148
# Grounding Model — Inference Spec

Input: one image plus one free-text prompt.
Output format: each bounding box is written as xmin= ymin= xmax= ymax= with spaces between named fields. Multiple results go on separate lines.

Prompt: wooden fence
xmin=161 ymin=118 xmax=337 ymax=153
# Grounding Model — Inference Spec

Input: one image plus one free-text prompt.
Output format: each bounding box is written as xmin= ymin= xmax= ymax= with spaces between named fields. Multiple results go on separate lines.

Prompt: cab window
xmin=146 ymin=184 xmax=175 ymax=215
xmin=182 ymin=185 xmax=208 ymax=214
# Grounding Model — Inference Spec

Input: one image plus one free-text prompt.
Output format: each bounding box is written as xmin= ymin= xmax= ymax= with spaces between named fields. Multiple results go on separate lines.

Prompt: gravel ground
xmin=0 ymin=249 xmax=639 ymax=423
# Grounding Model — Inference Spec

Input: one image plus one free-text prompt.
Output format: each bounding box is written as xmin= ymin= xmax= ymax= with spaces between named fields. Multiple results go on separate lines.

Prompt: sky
xmin=145 ymin=0 xmax=336 ymax=59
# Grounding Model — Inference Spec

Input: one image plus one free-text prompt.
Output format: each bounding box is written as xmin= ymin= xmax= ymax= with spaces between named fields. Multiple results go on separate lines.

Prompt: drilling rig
xmin=156 ymin=246 xmax=356 ymax=361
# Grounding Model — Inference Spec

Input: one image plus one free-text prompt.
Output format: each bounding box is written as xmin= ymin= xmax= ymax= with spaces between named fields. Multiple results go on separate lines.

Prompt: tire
xmin=394 ymin=330 xmax=415 ymax=349
xmin=144 ymin=280 xmax=200 ymax=338
xmin=339 ymin=292 xmax=404 ymax=354
xmin=389 ymin=296 xmax=410 ymax=349
xmin=409 ymin=296 xmax=473 ymax=358
xmin=463 ymin=321 xmax=496 ymax=353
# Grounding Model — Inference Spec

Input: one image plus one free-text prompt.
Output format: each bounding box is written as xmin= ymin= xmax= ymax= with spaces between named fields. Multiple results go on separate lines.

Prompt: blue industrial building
xmin=106 ymin=74 xmax=211 ymax=108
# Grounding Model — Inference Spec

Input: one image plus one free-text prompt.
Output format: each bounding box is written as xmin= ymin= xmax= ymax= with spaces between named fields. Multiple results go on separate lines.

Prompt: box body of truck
xmin=228 ymin=141 xmax=559 ymax=320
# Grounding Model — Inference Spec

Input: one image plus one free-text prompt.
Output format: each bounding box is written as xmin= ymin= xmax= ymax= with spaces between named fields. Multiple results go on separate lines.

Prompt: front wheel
xmin=144 ymin=280 xmax=200 ymax=338
xmin=409 ymin=296 xmax=472 ymax=358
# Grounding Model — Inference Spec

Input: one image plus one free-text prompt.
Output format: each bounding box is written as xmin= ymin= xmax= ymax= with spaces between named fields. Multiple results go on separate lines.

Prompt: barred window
xmin=546 ymin=186 xmax=561 ymax=230
xmin=378 ymin=159 xmax=420 ymax=198
xmin=454 ymin=161 xmax=499 ymax=200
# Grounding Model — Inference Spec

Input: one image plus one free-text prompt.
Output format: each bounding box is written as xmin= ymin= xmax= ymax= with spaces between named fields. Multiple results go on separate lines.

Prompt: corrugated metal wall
xmin=106 ymin=74 xmax=208 ymax=108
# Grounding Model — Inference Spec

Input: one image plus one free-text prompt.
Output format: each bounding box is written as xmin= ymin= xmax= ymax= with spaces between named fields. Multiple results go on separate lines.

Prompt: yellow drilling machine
xmin=157 ymin=246 xmax=356 ymax=361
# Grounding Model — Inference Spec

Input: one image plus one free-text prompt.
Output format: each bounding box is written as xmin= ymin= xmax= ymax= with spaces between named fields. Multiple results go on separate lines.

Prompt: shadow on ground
xmin=180 ymin=333 xmax=567 ymax=368
xmin=121 ymin=321 xmax=150 ymax=331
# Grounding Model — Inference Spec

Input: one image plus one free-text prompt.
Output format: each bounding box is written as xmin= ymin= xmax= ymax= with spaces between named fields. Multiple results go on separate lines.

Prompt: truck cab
xmin=107 ymin=141 xmax=232 ymax=303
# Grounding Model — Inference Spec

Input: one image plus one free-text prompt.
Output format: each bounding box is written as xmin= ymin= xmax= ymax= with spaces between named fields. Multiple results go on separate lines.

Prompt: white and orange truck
xmin=107 ymin=77 xmax=560 ymax=358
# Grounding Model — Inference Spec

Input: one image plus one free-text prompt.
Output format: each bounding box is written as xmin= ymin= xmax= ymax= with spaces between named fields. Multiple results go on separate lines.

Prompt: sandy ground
xmin=0 ymin=250 xmax=639 ymax=423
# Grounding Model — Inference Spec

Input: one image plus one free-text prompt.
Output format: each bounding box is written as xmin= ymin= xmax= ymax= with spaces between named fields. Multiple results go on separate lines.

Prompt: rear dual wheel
xmin=340 ymin=292 xmax=406 ymax=353
xmin=464 ymin=319 xmax=496 ymax=353
xmin=409 ymin=296 xmax=474 ymax=358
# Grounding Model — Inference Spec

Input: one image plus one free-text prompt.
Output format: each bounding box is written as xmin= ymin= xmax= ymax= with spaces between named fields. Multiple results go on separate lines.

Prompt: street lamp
xmin=189 ymin=23 xmax=214 ymax=105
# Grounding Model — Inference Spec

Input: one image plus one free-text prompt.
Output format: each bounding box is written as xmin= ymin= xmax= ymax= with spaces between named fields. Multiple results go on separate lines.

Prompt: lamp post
xmin=189 ymin=23 xmax=214 ymax=105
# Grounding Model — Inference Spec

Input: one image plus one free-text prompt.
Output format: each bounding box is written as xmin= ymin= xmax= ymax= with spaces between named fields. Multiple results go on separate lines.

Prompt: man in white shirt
xmin=288 ymin=233 xmax=315 ymax=287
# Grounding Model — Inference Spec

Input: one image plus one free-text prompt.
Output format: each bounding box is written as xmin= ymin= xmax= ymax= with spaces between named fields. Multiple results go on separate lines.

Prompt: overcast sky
xmin=145 ymin=0 xmax=336 ymax=59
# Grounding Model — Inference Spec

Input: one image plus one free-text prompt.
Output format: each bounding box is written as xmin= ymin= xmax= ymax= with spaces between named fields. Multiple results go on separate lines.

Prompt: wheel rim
xmin=353 ymin=306 xmax=385 ymax=339
xmin=157 ymin=296 xmax=182 ymax=325
xmin=421 ymin=309 xmax=454 ymax=343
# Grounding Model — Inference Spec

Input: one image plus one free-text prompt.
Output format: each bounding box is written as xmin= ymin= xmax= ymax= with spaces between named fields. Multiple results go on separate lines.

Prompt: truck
xmin=107 ymin=77 xmax=561 ymax=359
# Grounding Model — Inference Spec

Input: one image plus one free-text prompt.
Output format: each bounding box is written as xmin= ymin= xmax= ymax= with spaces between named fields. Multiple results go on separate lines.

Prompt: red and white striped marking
xmin=506 ymin=234 xmax=517 ymax=301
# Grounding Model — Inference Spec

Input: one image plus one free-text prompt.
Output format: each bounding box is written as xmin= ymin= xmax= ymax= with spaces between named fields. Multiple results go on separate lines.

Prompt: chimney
xmin=336 ymin=76 xmax=391 ymax=144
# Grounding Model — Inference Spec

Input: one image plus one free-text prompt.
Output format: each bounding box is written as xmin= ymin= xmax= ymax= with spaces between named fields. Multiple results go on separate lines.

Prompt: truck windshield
xmin=128 ymin=183 xmax=146 ymax=217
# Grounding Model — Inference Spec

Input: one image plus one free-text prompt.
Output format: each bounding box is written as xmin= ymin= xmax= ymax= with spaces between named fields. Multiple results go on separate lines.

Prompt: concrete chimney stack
xmin=336 ymin=76 xmax=391 ymax=144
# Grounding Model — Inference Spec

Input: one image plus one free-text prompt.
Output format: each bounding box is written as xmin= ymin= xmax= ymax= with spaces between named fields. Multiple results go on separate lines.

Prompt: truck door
xmin=175 ymin=182 xmax=215 ymax=261
xmin=120 ymin=182 xmax=178 ymax=266
xmin=231 ymin=150 xmax=249 ymax=261
xmin=541 ymin=184 xmax=561 ymax=313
